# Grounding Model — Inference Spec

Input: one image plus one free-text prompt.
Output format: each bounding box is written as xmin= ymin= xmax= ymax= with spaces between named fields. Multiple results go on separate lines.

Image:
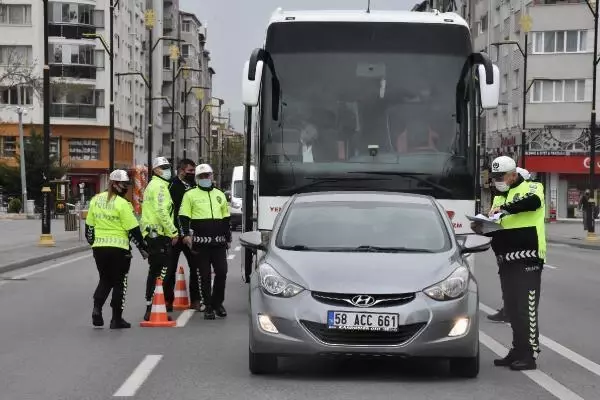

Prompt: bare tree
xmin=0 ymin=48 xmax=43 ymax=97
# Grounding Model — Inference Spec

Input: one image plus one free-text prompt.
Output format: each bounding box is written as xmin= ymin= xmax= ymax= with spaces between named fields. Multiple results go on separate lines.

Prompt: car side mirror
xmin=240 ymin=230 xmax=268 ymax=251
xmin=456 ymin=234 xmax=491 ymax=255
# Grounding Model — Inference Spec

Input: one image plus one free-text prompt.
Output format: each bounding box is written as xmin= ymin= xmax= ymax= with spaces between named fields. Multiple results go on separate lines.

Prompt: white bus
xmin=240 ymin=7 xmax=499 ymax=280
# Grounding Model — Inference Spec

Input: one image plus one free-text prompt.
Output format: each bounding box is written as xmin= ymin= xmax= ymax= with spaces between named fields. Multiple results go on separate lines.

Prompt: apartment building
xmin=471 ymin=0 xmax=598 ymax=219
xmin=160 ymin=8 xmax=214 ymax=164
xmin=0 ymin=0 xmax=146 ymax=200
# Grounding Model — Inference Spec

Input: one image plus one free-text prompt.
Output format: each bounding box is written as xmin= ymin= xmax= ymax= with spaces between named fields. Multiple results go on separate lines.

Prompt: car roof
xmin=292 ymin=191 xmax=437 ymax=206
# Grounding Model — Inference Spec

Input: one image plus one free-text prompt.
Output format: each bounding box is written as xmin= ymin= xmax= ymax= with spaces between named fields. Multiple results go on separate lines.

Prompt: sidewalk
xmin=546 ymin=221 xmax=600 ymax=250
xmin=0 ymin=218 xmax=90 ymax=273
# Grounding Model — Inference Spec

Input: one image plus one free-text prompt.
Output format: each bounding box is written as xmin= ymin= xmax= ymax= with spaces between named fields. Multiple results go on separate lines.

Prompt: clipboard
xmin=466 ymin=214 xmax=504 ymax=234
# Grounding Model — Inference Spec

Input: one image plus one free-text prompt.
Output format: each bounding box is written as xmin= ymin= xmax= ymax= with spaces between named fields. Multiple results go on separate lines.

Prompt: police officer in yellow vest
xmin=487 ymin=167 xmax=536 ymax=323
xmin=487 ymin=156 xmax=546 ymax=371
xmin=180 ymin=164 xmax=232 ymax=320
xmin=140 ymin=156 xmax=179 ymax=321
xmin=85 ymin=170 xmax=148 ymax=329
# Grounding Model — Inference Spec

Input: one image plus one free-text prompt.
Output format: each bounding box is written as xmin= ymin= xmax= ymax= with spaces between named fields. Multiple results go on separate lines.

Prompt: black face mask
xmin=184 ymin=173 xmax=195 ymax=185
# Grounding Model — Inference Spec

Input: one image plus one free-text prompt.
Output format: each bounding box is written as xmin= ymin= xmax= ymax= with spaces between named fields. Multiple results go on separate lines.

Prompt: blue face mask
xmin=197 ymin=178 xmax=212 ymax=188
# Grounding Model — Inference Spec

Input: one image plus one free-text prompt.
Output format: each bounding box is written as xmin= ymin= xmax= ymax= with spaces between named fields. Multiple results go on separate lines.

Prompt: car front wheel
xmin=249 ymin=348 xmax=278 ymax=375
xmin=449 ymin=346 xmax=480 ymax=378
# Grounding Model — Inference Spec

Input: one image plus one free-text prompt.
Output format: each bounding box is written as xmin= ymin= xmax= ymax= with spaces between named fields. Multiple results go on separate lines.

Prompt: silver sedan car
xmin=240 ymin=191 xmax=491 ymax=378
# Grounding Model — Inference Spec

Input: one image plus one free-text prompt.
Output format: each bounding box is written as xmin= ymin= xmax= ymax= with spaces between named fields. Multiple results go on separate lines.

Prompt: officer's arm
xmin=500 ymin=184 xmax=543 ymax=215
xmin=85 ymin=197 xmax=96 ymax=245
xmin=221 ymin=192 xmax=232 ymax=242
xmin=178 ymin=192 xmax=192 ymax=237
xmin=156 ymin=185 xmax=178 ymax=238
xmin=120 ymin=202 xmax=148 ymax=253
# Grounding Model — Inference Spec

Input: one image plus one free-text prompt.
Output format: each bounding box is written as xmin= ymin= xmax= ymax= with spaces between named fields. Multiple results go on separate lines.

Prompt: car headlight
xmin=423 ymin=266 xmax=470 ymax=301
xmin=258 ymin=263 xmax=304 ymax=298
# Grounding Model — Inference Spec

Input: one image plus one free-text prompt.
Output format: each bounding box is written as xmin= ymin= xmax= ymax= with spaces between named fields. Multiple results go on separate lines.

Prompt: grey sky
xmin=180 ymin=0 xmax=415 ymax=129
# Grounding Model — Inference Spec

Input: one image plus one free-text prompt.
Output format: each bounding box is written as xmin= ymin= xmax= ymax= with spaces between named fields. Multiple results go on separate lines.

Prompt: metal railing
xmin=50 ymin=104 xmax=97 ymax=119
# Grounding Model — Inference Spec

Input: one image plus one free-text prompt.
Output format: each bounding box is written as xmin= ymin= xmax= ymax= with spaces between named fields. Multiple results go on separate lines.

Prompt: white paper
xmin=466 ymin=214 xmax=504 ymax=234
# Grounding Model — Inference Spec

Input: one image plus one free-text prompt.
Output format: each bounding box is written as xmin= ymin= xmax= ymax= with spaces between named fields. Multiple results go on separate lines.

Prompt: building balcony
xmin=50 ymin=104 xmax=97 ymax=119
xmin=50 ymin=64 xmax=97 ymax=80
xmin=49 ymin=23 xmax=96 ymax=40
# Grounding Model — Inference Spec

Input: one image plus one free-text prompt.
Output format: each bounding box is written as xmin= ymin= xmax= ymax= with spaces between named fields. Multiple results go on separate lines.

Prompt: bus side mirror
xmin=242 ymin=60 xmax=264 ymax=107
xmin=478 ymin=63 xmax=500 ymax=109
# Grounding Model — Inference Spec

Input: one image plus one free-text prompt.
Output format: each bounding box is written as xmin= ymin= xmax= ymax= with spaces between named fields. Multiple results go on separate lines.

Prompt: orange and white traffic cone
xmin=172 ymin=266 xmax=190 ymax=310
xmin=140 ymin=278 xmax=176 ymax=327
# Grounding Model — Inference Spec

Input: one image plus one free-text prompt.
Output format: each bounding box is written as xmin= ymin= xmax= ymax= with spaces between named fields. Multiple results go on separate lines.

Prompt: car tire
xmin=249 ymin=348 xmax=278 ymax=375
xmin=449 ymin=346 xmax=480 ymax=378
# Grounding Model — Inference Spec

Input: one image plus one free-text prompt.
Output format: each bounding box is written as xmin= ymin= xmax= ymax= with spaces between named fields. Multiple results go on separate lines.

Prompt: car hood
xmin=267 ymin=249 xmax=462 ymax=294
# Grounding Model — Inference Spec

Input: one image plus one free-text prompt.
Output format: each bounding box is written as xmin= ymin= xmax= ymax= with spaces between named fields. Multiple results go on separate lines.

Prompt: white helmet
xmin=152 ymin=156 xmax=170 ymax=170
xmin=195 ymin=164 xmax=213 ymax=175
xmin=516 ymin=167 xmax=531 ymax=180
xmin=491 ymin=156 xmax=516 ymax=174
xmin=109 ymin=169 xmax=129 ymax=182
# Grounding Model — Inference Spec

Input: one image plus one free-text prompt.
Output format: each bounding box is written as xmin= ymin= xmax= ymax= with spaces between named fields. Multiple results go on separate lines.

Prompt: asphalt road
xmin=0 ymin=235 xmax=599 ymax=400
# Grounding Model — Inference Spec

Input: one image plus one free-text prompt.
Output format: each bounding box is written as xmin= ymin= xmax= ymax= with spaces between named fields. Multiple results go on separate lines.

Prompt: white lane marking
xmin=479 ymin=332 xmax=584 ymax=400
xmin=481 ymin=303 xmax=600 ymax=379
xmin=234 ymin=246 xmax=241 ymax=252
xmin=227 ymin=254 xmax=235 ymax=260
xmin=0 ymin=254 xmax=92 ymax=288
xmin=176 ymin=310 xmax=195 ymax=327
xmin=113 ymin=355 xmax=163 ymax=397
xmin=545 ymin=264 xmax=558 ymax=270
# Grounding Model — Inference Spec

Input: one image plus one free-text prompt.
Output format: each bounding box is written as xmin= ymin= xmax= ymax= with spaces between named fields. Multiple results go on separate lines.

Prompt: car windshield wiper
xmin=352 ymin=245 xmax=436 ymax=253
xmin=347 ymin=171 xmax=454 ymax=198
xmin=277 ymin=176 xmax=389 ymax=195
xmin=278 ymin=244 xmax=313 ymax=251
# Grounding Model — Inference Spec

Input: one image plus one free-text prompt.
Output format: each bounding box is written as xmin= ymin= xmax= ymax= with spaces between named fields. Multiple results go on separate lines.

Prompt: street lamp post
xmin=109 ymin=0 xmax=119 ymax=171
xmin=183 ymin=85 xmax=208 ymax=160
xmin=39 ymin=0 xmax=54 ymax=247
xmin=585 ymin=0 xmax=598 ymax=238
xmin=491 ymin=14 xmax=531 ymax=168
xmin=17 ymin=106 xmax=27 ymax=214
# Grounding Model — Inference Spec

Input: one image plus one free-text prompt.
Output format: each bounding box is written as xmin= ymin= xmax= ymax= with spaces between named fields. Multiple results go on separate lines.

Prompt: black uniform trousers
xmin=499 ymin=259 xmax=543 ymax=358
xmin=145 ymin=236 xmax=173 ymax=304
xmin=165 ymin=239 xmax=201 ymax=303
xmin=93 ymin=247 xmax=132 ymax=316
xmin=193 ymin=245 xmax=228 ymax=308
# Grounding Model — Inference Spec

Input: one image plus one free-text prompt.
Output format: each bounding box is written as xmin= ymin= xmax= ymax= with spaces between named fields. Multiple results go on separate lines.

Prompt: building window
xmin=69 ymin=139 xmax=100 ymax=160
xmin=532 ymin=30 xmax=587 ymax=54
xmin=512 ymin=107 xmax=519 ymax=128
xmin=182 ymin=21 xmax=191 ymax=32
xmin=0 ymin=4 xmax=32 ymax=25
xmin=0 ymin=86 xmax=33 ymax=105
xmin=94 ymin=89 xmax=105 ymax=107
xmin=501 ymin=73 xmax=507 ymax=93
xmin=181 ymin=44 xmax=190 ymax=58
xmin=530 ymin=79 xmax=588 ymax=103
xmin=0 ymin=136 xmax=16 ymax=158
xmin=163 ymin=55 xmax=171 ymax=69
xmin=0 ymin=45 xmax=32 ymax=65
xmin=512 ymin=69 xmax=519 ymax=90
xmin=479 ymin=14 xmax=488 ymax=34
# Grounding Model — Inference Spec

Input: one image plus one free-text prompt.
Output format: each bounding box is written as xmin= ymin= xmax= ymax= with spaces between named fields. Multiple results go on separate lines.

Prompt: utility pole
xmin=146 ymin=10 xmax=155 ymax=171
xmin=109 ymin=0 xmax=119 ymax=171
xmin=183 ymin=71 xmax=188 ymax=160
xmin=585 ymin=0 xmax=598 ymax=238
xmin=17 ymin=104 xmax=27 ymax=214
xmin=39 ymin=0 xmax=54 ymax=247
xmin=169 ymin=45 xmax=179 ymax=164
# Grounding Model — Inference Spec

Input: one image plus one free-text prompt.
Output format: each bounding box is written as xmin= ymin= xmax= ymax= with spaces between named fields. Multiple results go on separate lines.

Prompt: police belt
xmin=192 ymin=235 xmax=227 ymax=244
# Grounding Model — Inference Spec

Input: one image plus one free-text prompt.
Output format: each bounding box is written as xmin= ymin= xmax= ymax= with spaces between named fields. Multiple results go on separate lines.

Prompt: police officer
xmin=487 ymin=166 xmax=534 ymax=323
xmin=166 ymin=158 xmax=203 ymax=311
xmin=487 ymin=155 xmax=546 ymax=371
xmin=179 ymin=164 xmax=232 ymax=320
xmin=140 ymin=156 xmax=179 ymax=321
xmin=85 ymin=170 xmax=148 ymax=329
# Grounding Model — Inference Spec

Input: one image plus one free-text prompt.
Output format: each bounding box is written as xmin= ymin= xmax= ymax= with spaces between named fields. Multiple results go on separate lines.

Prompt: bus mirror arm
xmin=246 ymin=48 xmax=281 ymax=121
xmin=455 ymin=52 xmax=500 ymax=122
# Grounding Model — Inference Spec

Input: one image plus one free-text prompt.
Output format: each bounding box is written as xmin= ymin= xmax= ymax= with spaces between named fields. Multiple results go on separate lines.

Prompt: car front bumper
xmin=249 ymin=282 xmax=479 ymax=358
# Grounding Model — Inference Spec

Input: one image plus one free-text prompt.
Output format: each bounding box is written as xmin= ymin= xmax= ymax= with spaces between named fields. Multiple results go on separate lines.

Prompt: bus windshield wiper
xmin=353 ymin=245 xmax=435 ymax=253
xmin=278 ymin=244 xmax=313 ymax=251
xmin=347 ymin=171 xmax=454 ymax=198
xmin=277 ymin=176 xmax=389 ymax=195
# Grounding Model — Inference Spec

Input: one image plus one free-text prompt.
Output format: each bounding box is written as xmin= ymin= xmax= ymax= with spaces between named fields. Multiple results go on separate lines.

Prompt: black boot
xmin=110 ymin=309 xmax=131 ymax=329
xmin=92 ymin=306 xmax=104 ymax=327
xmin=487 ymin=308 xmax=510 ymax=323
xmin=143 ymin=305 xmax=152 ymax=321
xmin=510 ymin=354 xmax=537 ymax=371
xmin=204 ymin=306 xmax=216 ymax=320
xmin=494 ymin=348 xmax=517 ymax=367
xmin=215 ymin=305 xmax=227 ymax=318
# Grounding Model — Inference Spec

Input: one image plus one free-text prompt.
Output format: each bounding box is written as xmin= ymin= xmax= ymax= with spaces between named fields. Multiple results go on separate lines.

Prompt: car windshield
xmin=233 ymin=180 xmax=254 ymax=198
xmin=277 ymin=200 xmax=450 ymax=252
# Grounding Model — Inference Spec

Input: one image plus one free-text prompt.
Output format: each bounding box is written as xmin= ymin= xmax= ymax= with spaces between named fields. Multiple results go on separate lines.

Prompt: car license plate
xmin=327 ymin=311 xmax=399 ymax=332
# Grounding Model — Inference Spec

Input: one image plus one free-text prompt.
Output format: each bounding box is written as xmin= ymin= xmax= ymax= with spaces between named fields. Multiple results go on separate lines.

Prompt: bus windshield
xmin=259 ymin=21 xmax=476 ymax=199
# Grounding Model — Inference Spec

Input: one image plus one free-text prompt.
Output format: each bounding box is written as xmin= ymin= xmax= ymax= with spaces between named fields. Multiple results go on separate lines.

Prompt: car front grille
xmin=300 ymin=320 xmax=426 ymax=346
xmin=311 ymin=291 xmax=416 ymax=308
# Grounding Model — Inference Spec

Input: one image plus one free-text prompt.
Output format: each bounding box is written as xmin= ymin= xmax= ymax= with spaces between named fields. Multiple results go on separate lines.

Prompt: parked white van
xmin=229 ymin=165 xmax=256 ymax=230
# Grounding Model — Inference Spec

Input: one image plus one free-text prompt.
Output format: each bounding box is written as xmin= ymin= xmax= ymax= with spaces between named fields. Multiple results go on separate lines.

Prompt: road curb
xmin=0 ymin=244 xmax=90 ymax=274
xmin=548 ymin=238 xmax=600 ymax=250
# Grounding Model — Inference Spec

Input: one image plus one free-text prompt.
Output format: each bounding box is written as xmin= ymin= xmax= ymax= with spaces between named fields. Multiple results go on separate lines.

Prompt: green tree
xmin=212 ymin=135 xmax=245 ymax=188
xmin=0 ymin=128 xmax=68 ymax=208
